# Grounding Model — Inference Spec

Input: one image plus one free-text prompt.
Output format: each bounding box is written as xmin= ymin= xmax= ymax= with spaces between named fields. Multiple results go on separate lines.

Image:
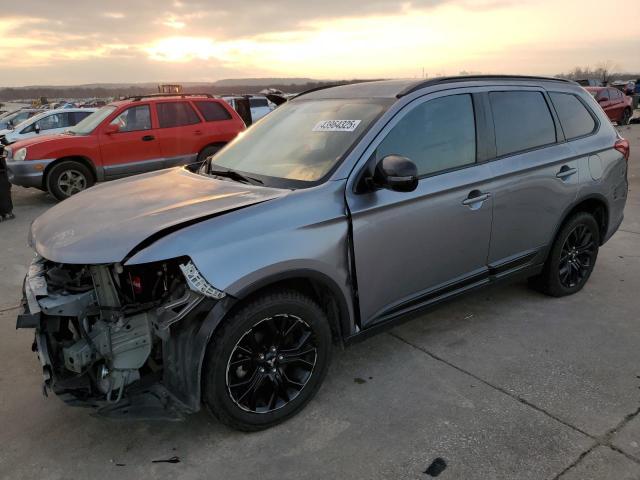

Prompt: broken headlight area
xmin=18 ymin=256 xmax=224 ymax=419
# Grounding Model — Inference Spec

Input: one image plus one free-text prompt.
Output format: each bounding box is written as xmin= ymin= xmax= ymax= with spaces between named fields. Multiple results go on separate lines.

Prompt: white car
xmin=0 ymin=108 xmax=44 ymax=131
xmin=221 ymin=95 xmax=276 ymax=124
xmin=0 ymin=108 xmax=96 ymax=145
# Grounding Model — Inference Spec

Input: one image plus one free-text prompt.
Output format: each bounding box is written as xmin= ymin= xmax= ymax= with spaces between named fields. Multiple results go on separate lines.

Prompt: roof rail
xmin=124 ymin=93 xmax=216 ymax=101
xmin=293 ymin=83 xmax=348 ymax=99
xmin=397 ymin=75 xmax=576 ymax=97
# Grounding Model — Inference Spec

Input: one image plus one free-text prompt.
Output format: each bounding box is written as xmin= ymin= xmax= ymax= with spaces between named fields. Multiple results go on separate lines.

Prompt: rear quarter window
xmin=157 ymin=101 xmax=201 ymax=128
xmin=549 ymin=93 xmax=596 ymax=140
xmin=194 ymin=101 xmax=232 ymax=121
xmin=489 ymin=91 xmax=556 ymax=157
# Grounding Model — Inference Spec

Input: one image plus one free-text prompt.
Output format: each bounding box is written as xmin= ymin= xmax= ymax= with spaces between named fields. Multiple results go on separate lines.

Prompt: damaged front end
xmin=17 ymin=255 xmax=226 ymax=420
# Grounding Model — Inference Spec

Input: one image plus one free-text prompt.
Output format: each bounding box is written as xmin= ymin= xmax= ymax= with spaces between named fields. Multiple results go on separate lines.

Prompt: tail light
xmin=615 ymin=138 xmax=630 ymax=161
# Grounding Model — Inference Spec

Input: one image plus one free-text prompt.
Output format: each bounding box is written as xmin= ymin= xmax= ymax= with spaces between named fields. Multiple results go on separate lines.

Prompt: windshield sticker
xmin=313 ymin=120 xmax=361 ymax=132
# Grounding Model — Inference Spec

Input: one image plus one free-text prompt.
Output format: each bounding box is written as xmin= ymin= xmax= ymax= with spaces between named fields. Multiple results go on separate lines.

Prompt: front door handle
xmin=462 ymin=190 xmax=491 ymax=207
xmin=556 ymin=165 xmax=577 ymax=180
xmin=141 ymin=135 xmax=155 ymax=142
xmin=194 ymin=130 xmax=203 ymax=136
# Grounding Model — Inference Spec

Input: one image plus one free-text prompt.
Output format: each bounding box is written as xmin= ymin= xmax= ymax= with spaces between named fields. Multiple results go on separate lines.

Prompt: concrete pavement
xmin=1 ymin=124 xmax=639 ymax=479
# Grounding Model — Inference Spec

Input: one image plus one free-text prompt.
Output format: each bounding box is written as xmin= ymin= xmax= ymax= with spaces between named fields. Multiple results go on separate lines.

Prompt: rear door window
xmin=110 ymin=105 xmax=152 ymax=132
xmin=596 ymin=89 xmax=609 ymax=102
xmin=376 ymin=94 xmax=476 ymax=177
xmin=157 ymin=101 xmax=201 ymax=128
xmin=38 ymin=112 xmax=73 ymax=131
xmin=489 ymin=91 xmax=556 ymax=156
xmin=549 ymin=93 xmax=596 ymax=140
xmin=72 ymin=111 xmax=93 ymax=124
xmin=194 ymin=101 xmax=232 ymax=121
xmin=609 ymin=88 xmax=622 ymax=101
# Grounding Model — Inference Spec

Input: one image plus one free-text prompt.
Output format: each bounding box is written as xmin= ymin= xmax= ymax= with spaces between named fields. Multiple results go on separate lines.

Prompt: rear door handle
xmin=194 ymin=130 xmax=203 ymax=136
xmin=462 ymin=190 xmax=491 ymax=206
xmin=141 ymin=135 xmax=155 ymax=142
xmin=556 ymin=166 xmax=577 ymax=179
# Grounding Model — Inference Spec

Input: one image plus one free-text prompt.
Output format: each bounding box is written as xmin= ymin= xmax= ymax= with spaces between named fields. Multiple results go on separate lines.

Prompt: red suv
xmin=4 ymin=94 xmax=245 ymax=200
xmin=585 ymin=86 xmax=634 ymax=126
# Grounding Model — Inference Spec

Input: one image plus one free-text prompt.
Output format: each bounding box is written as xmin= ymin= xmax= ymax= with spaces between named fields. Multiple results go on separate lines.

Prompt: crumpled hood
xmin=31 ymin=167 xmax=288 ymax=264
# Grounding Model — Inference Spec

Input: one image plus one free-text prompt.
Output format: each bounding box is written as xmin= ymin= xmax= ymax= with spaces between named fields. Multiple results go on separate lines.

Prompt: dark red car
xmin=5 ymin=94 xmax=245 ymax=200
xmin=585 ymin=86 xmax=634 ymax=126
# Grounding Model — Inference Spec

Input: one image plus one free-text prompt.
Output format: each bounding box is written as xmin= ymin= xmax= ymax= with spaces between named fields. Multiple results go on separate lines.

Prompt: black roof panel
xmin=297 ymin=76 xmax=576 ymax=100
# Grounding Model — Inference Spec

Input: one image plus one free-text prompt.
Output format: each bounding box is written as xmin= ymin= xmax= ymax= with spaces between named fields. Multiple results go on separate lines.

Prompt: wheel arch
xmin=43 ymin=155 xmax=98 ymax=187
xmin=231 ymin=269 xmax=353 ymax=345
xmin=168 ymin=269 xmax=353 ymax=412
xmin=552 ymin=194 xmax=609 ymax=248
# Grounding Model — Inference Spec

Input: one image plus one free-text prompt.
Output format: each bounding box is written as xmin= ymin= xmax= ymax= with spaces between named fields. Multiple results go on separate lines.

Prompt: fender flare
xmin=545 ymin=192 xmax=610 ymax=259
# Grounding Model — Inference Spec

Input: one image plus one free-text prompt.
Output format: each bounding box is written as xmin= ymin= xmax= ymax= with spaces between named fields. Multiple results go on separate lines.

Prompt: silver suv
xmin=17 ymin=76 xmax=629 ymax=431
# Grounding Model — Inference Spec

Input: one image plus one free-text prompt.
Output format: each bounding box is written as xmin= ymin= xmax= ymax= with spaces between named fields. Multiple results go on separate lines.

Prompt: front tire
xmin=203 ymin=290 xmax=332 ymax=431
xmin=46 ymin=161 xmax=94 ymax=201
xmin=531 ymin=212 xmax=600 ymax=297
xmin=197 ymin=144 xmax=224 ymax=163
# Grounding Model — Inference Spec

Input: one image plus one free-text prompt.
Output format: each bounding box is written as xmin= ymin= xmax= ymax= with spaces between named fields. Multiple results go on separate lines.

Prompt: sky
xmin=0 ymin=0 xmax=639 ymax=87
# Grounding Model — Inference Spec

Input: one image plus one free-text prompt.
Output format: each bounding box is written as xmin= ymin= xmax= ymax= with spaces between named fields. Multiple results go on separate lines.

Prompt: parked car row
xmin=0 ymin=108 xmax=95 ymax=146
xmin=0 ymin=108 xmax=44 ymax=131
xmin=585 ymin=86 xmax=634 ymax=125
xmin=4 ymin=93 xmax=245 ymax=200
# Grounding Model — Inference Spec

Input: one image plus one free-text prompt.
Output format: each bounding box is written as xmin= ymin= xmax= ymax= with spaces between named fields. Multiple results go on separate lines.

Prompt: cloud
xmin=0 ymin=0 xmax=638 ymax=86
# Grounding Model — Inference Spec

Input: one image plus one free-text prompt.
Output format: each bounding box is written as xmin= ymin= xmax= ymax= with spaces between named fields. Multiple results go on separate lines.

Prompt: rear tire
xmin=46 ymin=161 xmax=94 ymax=201
xmin=203 ymin=290 xmax=332 ymax=431
xmin=530 ymin=212 xmax=600 ymax=297
xmin=620 ymin=108 xmax=632 ymax=126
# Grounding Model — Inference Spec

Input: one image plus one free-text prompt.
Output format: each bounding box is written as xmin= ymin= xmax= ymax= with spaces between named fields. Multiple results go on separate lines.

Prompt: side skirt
xmin=344 ymin=250 xmax=544 ymax=346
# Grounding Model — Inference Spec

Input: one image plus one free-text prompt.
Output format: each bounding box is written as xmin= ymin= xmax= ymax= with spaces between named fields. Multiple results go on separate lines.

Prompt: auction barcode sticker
xmin=313 ymin=120 xmax=361 ymax=132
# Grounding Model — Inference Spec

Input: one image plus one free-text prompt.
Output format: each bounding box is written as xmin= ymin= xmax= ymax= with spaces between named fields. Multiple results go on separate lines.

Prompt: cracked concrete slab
xmin=557 ymin=446 xmax=640 ymax=480
xmin=0 ymin=124 xmax=639 ymax=479
xmin=0 ymin=331 xmax=592 ymax=480
xmin=391 ymin=229 xmax=640 ymax=437
xmin=612 ymin=415 xmax=640 ymax=462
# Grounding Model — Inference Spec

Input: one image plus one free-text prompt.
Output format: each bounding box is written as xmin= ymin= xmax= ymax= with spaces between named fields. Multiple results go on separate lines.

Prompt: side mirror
xmin=372 ymin=154 xmax=419 ymax=192
xmin=105 ymin=123 xmax=120 ymax=135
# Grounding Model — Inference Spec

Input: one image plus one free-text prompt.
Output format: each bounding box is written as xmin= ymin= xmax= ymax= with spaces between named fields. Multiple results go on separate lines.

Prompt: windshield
xmin=208 ymin=98 xmax=389 ymax=187
xmin=14 ymin=110 xmax=53 ymax=128
xmin=67 ymin=106 xmax=116 ymax=135
xmin=0 ymin=110 xmax=33 ymax=127
xmin=0 ymin=110 xmax=19 ymax=121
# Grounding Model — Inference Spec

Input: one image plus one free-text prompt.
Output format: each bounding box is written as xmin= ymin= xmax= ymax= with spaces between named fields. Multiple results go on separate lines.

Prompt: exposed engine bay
xmin=19 ymin=256 xmax=226 ymax=419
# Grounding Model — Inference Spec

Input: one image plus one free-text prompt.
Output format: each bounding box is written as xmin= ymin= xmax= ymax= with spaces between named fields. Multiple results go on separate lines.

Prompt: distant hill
xmin=213 ymin=78 xmax=315 ymax=87
xmin=0 ymin=78 xmax=378 ymax=101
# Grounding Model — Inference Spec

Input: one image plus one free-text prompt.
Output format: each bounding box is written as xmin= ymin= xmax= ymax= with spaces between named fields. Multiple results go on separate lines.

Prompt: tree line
xmin=0 ymin=80 xmax=374 ymax=102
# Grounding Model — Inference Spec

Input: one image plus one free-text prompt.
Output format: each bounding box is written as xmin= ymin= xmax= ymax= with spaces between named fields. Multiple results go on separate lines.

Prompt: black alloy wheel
xmin=203 ymin=290 xmax=332 ymax=431
xmin=226 ymin=314 xmax=317 ymax=413
xmin=529 ymin=212 xmax=600 ymax=297
xmin=558 ymin=224 xmax=597 ymax=288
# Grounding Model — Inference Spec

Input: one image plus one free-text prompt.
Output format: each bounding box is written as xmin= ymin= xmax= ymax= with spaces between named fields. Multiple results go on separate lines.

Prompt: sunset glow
xmin=0 ymin=0 xmax=638 ymax=85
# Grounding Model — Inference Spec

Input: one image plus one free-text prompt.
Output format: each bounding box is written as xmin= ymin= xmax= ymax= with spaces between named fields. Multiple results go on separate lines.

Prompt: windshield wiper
xmin=208 ymin=168 xmax=263 ymax=186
